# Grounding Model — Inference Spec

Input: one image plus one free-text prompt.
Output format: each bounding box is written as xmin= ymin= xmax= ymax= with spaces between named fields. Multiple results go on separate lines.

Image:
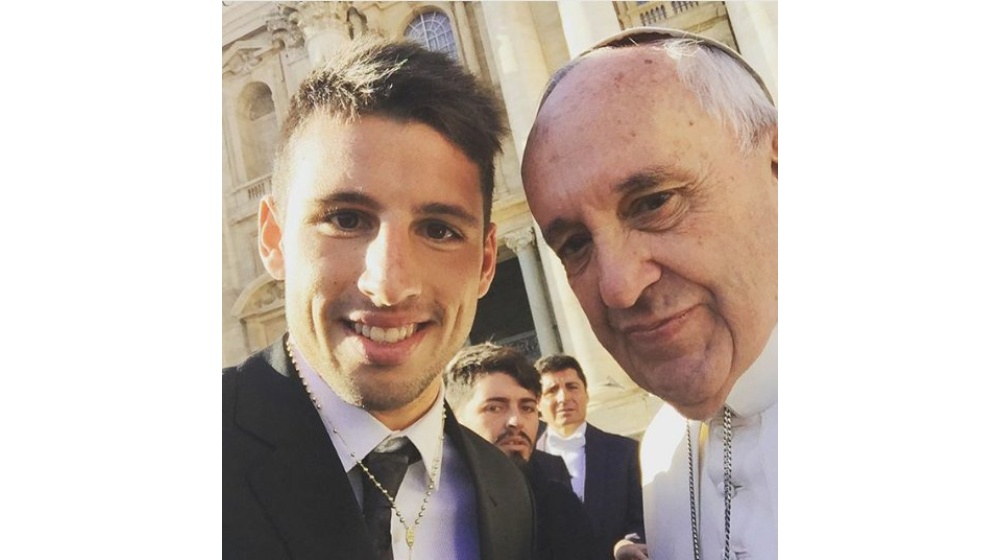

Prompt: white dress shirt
xmin=292 ymin=343 xmax=479 ymax=560
xmin=537 ymin=422 xmax=588 ymax=501
xmin=641 ymin=327 xmax=778 ymax=560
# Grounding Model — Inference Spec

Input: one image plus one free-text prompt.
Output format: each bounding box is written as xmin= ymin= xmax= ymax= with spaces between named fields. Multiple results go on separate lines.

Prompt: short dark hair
xmin=271 ymin=37 xmax=507 ymax=224
xmin=534 ymin=354 xmax=587 ymax=388
xmin=444 ymin=342 xmax=541 ymax=410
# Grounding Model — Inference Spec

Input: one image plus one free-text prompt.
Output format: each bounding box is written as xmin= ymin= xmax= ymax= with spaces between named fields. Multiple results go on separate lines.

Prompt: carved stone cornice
xmin=223 ymin=43 xmax=268 ymax=76
xmin=502 ymin=228 xmax=536 ymax=254
xmin=277 ymin=1 xmax=351 ymax=41
xmin=267 ymin=12 xmax=304 ymax=50
xmin=232 ymin=276 xmax=285 ymax=319
xmin=221 ymin=6 xmax=308 ymax=76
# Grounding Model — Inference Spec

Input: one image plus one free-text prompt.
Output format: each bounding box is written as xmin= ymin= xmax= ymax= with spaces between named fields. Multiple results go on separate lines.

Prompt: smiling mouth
xmin=618 ymin=305 xmax=699 ymax=340
xmin=350 ymin=322 xmax=419 ymax=343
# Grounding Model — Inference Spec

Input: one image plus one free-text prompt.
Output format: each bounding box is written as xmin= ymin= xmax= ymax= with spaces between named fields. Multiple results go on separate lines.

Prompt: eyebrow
xmin=542 ymin=165 xmax=680 ymax=242
xmin=485 ymin=396 xmax=538 ymax=403
xmin=311 ymin=192 xmax=481 ymax=228
xmin=419 ymin=202 xmax=480 ymax=228
xmin=613 ymin=166 xmax=674 ymax=196
xmin=313 ymin=191 xmax=380 ymax=210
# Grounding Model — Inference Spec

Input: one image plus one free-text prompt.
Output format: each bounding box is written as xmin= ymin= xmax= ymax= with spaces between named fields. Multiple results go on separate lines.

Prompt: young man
xmin=445 ymin=342 xmax=600 ymax=560
xmin=522 ymin=28 xmax=778 ymax=560
xmin=223 ymin=38 xmax=534 ymax=560
xmin=534 ymin=354 xmax=646 ymax=560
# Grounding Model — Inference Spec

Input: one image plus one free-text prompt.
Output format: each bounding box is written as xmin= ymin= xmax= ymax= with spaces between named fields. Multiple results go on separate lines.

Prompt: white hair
xmin=538 ymin=37 xmax=777 ymax=155
xmin=658 ymin=38 xmax=776 ymax=154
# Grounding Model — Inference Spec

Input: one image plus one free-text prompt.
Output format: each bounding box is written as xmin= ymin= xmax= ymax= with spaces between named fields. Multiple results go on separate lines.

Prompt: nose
xmin=554 ymin=387 xmax=567 ymax=404
xmin=506 ymin=412 xmax=522 ymax=429
xmin=356 ymin=224 xmax=422 ymax=306
xmin=595 ymin=231 xmax=660 ymax=309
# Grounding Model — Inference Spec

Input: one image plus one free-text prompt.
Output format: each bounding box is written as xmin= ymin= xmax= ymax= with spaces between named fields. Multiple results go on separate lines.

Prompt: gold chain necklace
xmin=286 ymin=340 xmax=446 ymax=557
xmin=687 ymin=405 xmax=733 ymax=560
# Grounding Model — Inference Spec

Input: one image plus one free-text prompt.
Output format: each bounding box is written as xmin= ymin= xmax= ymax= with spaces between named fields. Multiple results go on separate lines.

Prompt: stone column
xmin=725 ymin=1 xmax=778 ymax=105
xmin=281 ymin=2 xmax=351 ymax=67
xmin=479 ymin=1 xmax=551 ymax=162
xmin=503 ymin=228 xmax=559 ymax=356
xmin=451 ymin=2 xmax=482 ymax=76
xmin=556 ymin=0 xmax=621 ymax=57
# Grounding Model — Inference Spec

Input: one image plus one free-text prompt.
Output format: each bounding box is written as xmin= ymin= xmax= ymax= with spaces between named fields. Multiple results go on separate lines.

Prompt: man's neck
xmin=550 ymin=421 xmax=584 ymax=439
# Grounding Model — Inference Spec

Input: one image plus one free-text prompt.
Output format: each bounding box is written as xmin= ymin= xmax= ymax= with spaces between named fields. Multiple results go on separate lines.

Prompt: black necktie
xmin=361 ymin=437 xmax=420 ymax=560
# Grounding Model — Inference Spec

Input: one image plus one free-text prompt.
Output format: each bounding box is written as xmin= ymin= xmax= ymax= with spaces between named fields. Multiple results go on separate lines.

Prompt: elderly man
xmin=223 ymin=38 xmax=535 ymax=560
xmin=445 ymin=342 xmax=601 ymax=560
xmin=522 ymin=28 xmax=778 ymax=560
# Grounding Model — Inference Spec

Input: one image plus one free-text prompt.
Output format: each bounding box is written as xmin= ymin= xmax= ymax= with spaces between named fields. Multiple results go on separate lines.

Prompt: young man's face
xmin=523 ymin=47 xmax=778 ymax=420
xmin=455 ymin=373 xmax=540 ymax=464
xmin=260 ymin=114 xmax=497 ymax=422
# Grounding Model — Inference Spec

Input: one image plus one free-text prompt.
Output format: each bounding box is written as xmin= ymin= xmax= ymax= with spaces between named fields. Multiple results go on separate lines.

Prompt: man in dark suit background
xmin=445 ymin=342 xmax=600 ymax=560
xmin=223 ymin=38 xmax=534 ymax=560
xmin=535 ymin=354 xmax=646 ymax=560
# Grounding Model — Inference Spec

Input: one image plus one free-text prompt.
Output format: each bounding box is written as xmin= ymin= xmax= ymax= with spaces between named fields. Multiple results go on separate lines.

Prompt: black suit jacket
xmin=582 ymin=424 xmax=645 ymax=560
xmin=531 ymin=449 xmax=572 ymax=490
xmin=527 ymin=452 xmax=601 ymax=560
xmin=223 ymin=337 xmax=536 ymax=560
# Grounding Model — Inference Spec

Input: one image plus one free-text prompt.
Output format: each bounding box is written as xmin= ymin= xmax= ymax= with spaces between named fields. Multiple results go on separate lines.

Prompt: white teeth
xmin=352 ymin=323 xmax=416 ymax=343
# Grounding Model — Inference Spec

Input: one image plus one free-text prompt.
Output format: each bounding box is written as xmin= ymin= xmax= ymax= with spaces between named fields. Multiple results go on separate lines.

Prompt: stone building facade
xmin=222 ymin=1 xmax=777 ymax=436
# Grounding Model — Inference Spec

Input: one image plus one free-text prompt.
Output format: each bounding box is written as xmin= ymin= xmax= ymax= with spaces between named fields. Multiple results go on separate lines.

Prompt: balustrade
xmin=231 ymin=174 xmax=272 ymax=222
xmin=495 ymin=331 xmax=541 ymax=362
xmin=632 ymin=1 xmax=701 ymax=27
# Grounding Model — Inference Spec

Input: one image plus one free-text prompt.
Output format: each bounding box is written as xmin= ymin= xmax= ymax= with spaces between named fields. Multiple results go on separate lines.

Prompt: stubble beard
xmin=352 ymin=361 xmax=443 ymax=412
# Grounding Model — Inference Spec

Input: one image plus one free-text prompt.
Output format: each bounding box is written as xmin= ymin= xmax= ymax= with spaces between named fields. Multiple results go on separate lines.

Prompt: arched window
xmin=237 ymin=82 xmax=278 ymax=181
xmin=404 ymin=10 xmax=458 ymax=59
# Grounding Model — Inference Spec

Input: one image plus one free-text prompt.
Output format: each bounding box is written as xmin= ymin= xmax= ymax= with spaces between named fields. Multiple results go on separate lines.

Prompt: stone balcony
xmin=617 ymin=1 xmax=736 ymax=50
xmin=632 ymin=1 xmax=701 ymax=27
xmin=230 ymin=173 xmax=272 ymax=224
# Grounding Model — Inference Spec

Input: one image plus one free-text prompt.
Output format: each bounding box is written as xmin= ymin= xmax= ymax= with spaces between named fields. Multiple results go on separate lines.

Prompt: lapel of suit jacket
xmin=443 ymin=402 xmax=503 ymax=560
xmin=583 ymin=423 xmax=608 ymax=524
xmin=235 ymin=338 xmax=375 ymax=560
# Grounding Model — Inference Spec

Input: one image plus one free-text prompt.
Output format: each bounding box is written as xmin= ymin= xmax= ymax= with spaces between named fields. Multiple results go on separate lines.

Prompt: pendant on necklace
xmin=406 ymin=527 xmax=415 ymax=548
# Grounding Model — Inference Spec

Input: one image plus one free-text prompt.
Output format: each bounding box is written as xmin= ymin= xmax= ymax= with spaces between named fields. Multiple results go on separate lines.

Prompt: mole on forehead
xmin=561 ymin=51 xmax=680 ymax=100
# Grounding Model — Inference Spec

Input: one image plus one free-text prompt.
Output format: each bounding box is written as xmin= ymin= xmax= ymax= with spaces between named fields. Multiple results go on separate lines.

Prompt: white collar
xmin=290 ymin=341 xmax=446 ymax=487
xmin=548 ymin=421 xmax=588 ymax=442
xmin=726 ymin=324 xmax=778 ymax=418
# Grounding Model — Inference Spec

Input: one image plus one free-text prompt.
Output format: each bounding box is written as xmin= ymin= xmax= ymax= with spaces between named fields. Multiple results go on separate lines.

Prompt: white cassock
xmin=641 ymin=327 xmax=778 ymax=560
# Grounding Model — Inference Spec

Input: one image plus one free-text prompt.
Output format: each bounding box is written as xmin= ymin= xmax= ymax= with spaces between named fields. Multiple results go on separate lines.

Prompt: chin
xmin=640 ymin=358 xmax=733 ymax=420
xmin=508 ymin=453 xmax=529 ymax=468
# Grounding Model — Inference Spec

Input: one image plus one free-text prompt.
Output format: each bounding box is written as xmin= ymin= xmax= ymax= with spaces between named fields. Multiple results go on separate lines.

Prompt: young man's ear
xmin=258 ymin=196 xmax=286 ymax=280
xmin=478 ymin=223 xmax=499 ymax=298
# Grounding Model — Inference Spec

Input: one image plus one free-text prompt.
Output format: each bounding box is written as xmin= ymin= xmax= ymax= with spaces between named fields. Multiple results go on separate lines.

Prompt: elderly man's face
xmin=259 ymin=114 xmax=497 ymax=425
xmin=522 ymin=48 xmax=777 ymax=420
